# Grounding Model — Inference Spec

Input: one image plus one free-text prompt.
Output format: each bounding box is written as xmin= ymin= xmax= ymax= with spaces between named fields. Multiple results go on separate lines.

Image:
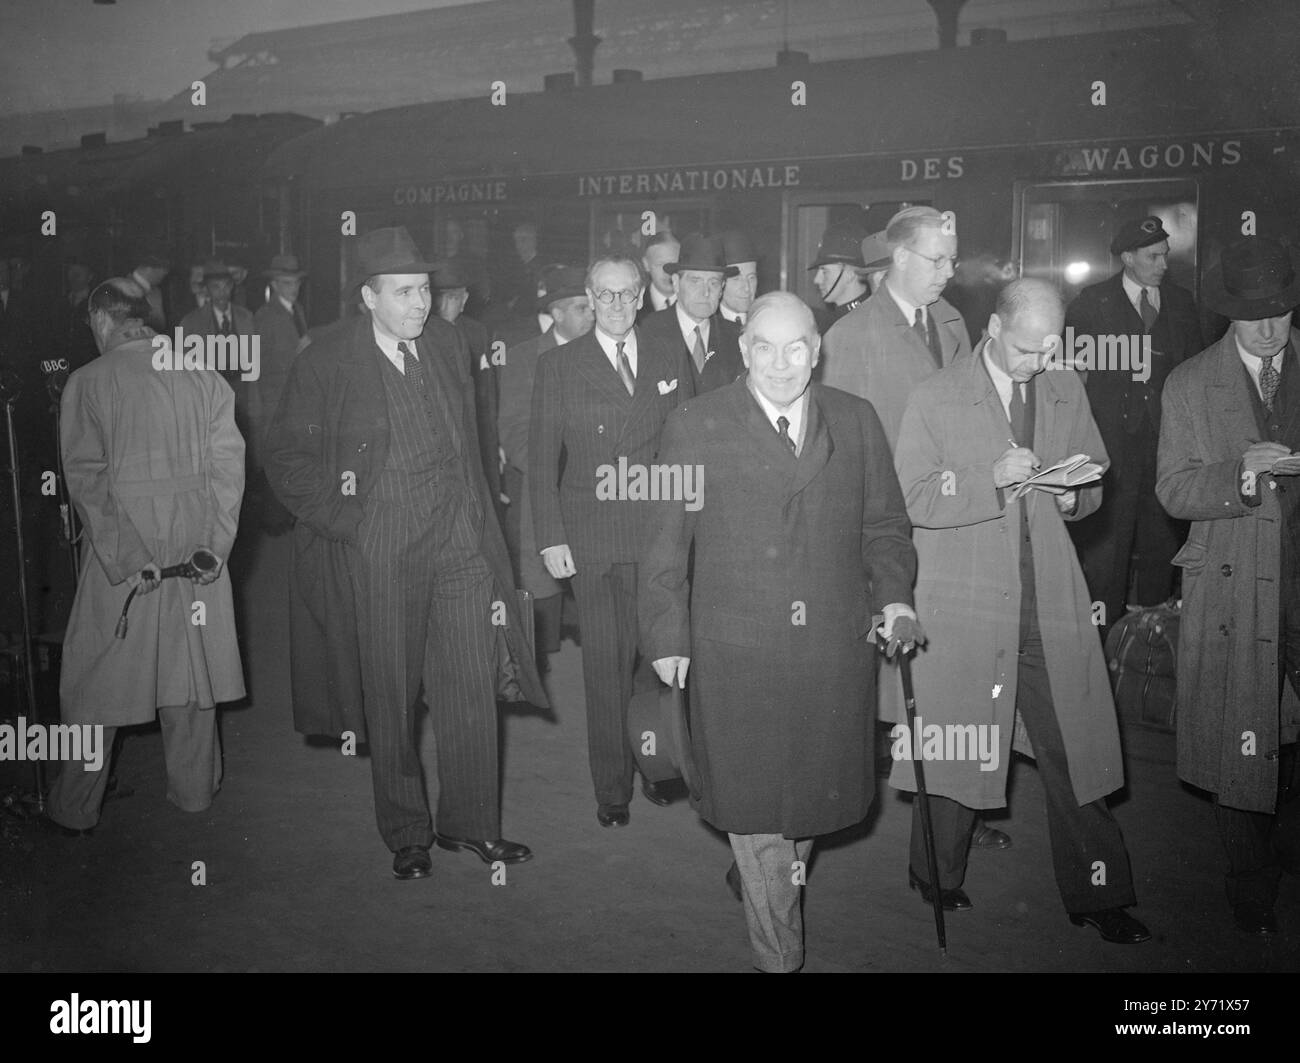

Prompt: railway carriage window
xmin=787 ymin=196 xmax=930 ymax=312
xmin=1016 ymin=180 xmax=1198 ymax=303
xmin=592 ymin=202 xmax=711 ymax=261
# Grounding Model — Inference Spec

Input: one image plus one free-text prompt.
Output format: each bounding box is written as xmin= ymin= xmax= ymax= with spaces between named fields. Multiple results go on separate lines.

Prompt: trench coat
xmin=249 ymin=297 xmax=307 ymax=467
xmin=890 ymin=345 xmax=1123 ymax=809
xmin=639 ymin=378 xmax=916 ymax=838
xmin=59 ymin=324 xmax=246 ymax=724
xmin=1156 ymin=331 xmax=1300 ymax=813
xmin=264 ymin=315 xmax=547 ymax=745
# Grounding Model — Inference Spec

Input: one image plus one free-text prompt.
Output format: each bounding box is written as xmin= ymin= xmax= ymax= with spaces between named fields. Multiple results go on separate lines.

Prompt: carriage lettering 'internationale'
xmin=577 ymin=165 xmax=801 ymax=197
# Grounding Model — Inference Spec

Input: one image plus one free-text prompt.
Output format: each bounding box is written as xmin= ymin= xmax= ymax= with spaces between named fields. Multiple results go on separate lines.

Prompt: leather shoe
xmin=37 ymin=814 xmax=93 ymax=838
xmin=1069 ymin=907 xmax=1151 ymax=944
xmin=971 ymin=821 xmax=1012 ymax=849
xmin=908 ymin=867 xmax=972 ymax=911
xmin=1231 ymin=900 xmax=1278 ymax=936
xmin=641 ymin=778 xmax=671 ymax=807
xmin=725 ymin=861 xmax=743 ymax=903
xmin=434 ymin=835 xmax=533 ymax=864
xmin=392 ymin=845 xmax=432 ymax=880
xmin=597 ymin=803 xmax=629 ymax=827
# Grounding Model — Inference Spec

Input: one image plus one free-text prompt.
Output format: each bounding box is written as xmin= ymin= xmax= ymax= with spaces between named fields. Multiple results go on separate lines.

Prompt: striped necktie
xmin=616 ymin=340 xmax=635 ymax=396
xmin=692 ymin=325 xmax=707 ymax=374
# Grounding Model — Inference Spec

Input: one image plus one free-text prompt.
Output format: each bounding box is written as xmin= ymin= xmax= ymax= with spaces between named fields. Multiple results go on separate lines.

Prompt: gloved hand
xmin=882 ymin=614 xmax=927 ymax=658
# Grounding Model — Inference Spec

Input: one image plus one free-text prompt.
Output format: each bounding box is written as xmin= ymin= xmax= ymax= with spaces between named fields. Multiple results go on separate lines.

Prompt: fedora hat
xmin=263 ymin=253 xmax=307 ymax=279
xmin=664 ymin=233 xmax=739 ymax=277
xmin=1202 ymin=236 xmax=1300 ymax=320
xmin=350 ymin=227 xmax=437 ymax=293
xmin=626 ymin=683 xmax=702 ymax=801
xmin=430 ymin=259 xmax=470 ymax=291
xmin=537 ymin=263 xmax=587 ymax=309
xmin=721 ymin=229 xmax=757 ymax=266
xmin=860 ymin=230 xmax=892 ymax=271
xmin=808 ymin=225 xmax=867 ymax=270
xmin=201 ymin=259 xmax=233 ymax=281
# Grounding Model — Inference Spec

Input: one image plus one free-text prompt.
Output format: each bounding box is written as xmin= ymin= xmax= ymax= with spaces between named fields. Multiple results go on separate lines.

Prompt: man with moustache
xmin=639 ymin=233 xmax=744 ymax=394
xmin=636 ymin=231 xmax=679 ymax=323
xmin=498 ymin=265 xmax=593 ymax=673
xmin=892 ymin=279 xmax=1149 ymax=944
xmin=530 ymin=254 xmax=694 ymax=826
xmin=640 ymin=291 xmax=919 ymax=972
xmin=1156 ymin=236 xmax=1300 ymax=936
xmin=719 ymin=230 xmax=759 ymax=327
xmin=1067 ymin=217 xmax=1203 ymax=635
xmin=266 ymin=227 xmax=545 ymax=879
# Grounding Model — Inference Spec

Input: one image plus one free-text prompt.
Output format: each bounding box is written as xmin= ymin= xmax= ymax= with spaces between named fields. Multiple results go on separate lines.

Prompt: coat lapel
xmin=576 ymin=332 xmax=635 ymax=409
xmin=619 ymin=328 xmax=668 ymax=440
xmin=1207 ymin=331 xmax=1269 ymax=453
xmin=787 ymin=389 xmax=834 ymax=500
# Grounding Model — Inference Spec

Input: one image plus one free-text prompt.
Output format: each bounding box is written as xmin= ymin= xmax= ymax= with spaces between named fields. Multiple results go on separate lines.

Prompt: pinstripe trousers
xmin=350 ymin=488 xmax=500 ymax=849
xmin=571 ymin=561 xmax=655 ymax=805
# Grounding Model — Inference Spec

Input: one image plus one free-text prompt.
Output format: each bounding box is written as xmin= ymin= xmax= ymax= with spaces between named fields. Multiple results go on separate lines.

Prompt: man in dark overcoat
xmin=1067 ymin=216 xmax=1203 ymax=633
xmin=265 ymin=227 xmax=545 ymax=880
xmin=639 ymin=291 xmax=919 ymax=973
xmin=1156 ymin=235 xmax=1300 ymax=936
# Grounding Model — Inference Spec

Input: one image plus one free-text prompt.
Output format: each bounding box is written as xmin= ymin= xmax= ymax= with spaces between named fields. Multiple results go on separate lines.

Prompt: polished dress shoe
xmin=1069 ymin=907 xmax=1151 ymax=943
xmin=971 ymin=821 xmax=1012 ymax=849
xmin=37 ymin=814 xmax=93 ymax=839
xmin=725 ymin=861 xmax=743 ymax=903
xmin=908 ymin=867 xmax=972 ymax=911
xmin=641 ymin=778 xmax=671 ymax=807
xmin=597 ymin=803 xmax=630 ymax=827
xmin=392 ymin=845 xmax=432 ymax=880
xmin=434 ymin=835 xmax=533 ymax=864
xmin=1231 ymin=900 xmax=1278 ymax=937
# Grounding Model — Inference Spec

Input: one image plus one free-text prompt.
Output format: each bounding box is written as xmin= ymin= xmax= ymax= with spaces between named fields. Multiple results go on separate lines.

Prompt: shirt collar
xmin=130 ymin=269 xmax=151 ymax=293
xmin=747 ymin=377 xmax=808 ymax=442
xmin=372 ymin=322 xmax=415 ymax=365
xmin=981 ymin=341 xmax=1017 ymax=409
xmin=278 ymin=294 xmax=296 ymax=314
xmin=594 ymin=326 xmax=636 ymax=361
xmin=884 ymin=279 xmax=923 ymax=326
xmin=1121 ymin=272 xmax=1157 ymax=308
xmin=675 ymin=302 xmax=709 ymax=348
xmin=720 ymin=304 xmax=745 ymax=325
xmin=1235 ymin=332 xmax=1287 ymax=368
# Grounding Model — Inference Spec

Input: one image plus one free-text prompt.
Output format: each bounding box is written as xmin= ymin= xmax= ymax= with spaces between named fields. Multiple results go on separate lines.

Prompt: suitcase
xmin=1104 ymin=599 xmax=1180 ymax=733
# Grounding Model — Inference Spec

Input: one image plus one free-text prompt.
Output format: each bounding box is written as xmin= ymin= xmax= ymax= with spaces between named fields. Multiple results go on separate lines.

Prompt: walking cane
xmin=897 ymin=648 xmax=946 ymax=953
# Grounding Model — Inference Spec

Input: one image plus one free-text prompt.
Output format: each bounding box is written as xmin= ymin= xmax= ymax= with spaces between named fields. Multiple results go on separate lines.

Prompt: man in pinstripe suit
xmin=530 ymin=254 xmax=696 ymax=826
xmin=267 ymin=228 xmax=545 ymax=879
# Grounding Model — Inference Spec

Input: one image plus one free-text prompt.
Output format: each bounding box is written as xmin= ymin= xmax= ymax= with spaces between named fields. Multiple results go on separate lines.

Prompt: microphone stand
xmin=46 ymin=368 xmax=79 ymax=584
xmin=2 ymin=373 xmax=45 ymax=810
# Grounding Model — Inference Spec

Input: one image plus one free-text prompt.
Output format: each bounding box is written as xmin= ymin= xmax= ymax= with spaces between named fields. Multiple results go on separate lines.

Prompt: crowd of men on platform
xmin=5 ymin=206 xmax=1298 ymax=973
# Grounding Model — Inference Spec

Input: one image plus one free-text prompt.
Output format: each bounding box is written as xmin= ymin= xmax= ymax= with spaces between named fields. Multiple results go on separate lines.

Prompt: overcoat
xmin=264 ymin=315 xmax=547 ymax=744
xmin=1156 ymin=331 xmax=1300 ymax=813
xmin=498 ymin=326 xmax=562 ymax=599
xmin=890 ymin=345 xmax=1123 ymax=808
xmin=639 ymin=378 xmax=916 ymax=837
xmin=249 ymin=296 xmax=306 ymax=466
xmin=819 ymin=287 xmax=970 ymax=447
xmin=59 ymin=324 xmax=246 ymax=723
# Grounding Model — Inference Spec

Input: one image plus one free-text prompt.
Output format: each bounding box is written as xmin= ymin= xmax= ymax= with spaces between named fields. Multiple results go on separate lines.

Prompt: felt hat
xmin=1202 ymin=236 xmax=1300 ymax=320
xmin=263 ymin=253 xmax=307 ymax=279
xmin=350 ymin=227 xmax=437 ymax=292
xmin=537 ymin=264 xmax=587 ymax=309
xmin=626 ymin=683 xmax=702 ymax=801
xmin=664 ymin=233 xmax=739 ymax=277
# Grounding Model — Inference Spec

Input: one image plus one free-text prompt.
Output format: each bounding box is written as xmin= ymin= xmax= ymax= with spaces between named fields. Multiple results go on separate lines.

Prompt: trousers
xmin=728 ymin=833 xmax=815 ymax=973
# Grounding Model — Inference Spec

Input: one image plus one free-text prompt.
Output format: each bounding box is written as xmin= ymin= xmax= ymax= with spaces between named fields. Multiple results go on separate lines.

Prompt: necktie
xmin=1259 ymin=353 xmax=1280 ymax=411
xmin=1009 ymin=380 xmax=1027 ymax=446
xmin=292 ymin=304 xmax=307 ymax=339
xmin=776 ymin=415 xmax=797 ymax=455
xmin=218 ymin=311 xmax=232 ymax=336
xmin=616 ymin=340 xmax=635 ymax=396
xmin=1139 ymin=288 xmax=1157 ymax=333
xmin=398 ymin=340 xmax=426 ymax=395
xmin=692 ymin=325 xmax=707 ymax=374
xmin=915 ymin=307 xmax=943 ymax=368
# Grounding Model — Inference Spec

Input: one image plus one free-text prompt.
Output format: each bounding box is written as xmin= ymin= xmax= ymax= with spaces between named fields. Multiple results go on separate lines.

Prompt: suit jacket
xmin=265 ymin=315 xmax=547 ymax=741
xmin=639 ymin=378 xmax=916 ymax=837
xmin=178 ymin=302 xmax=256 ymax=341
xmin=635 ymin=288 xmax=673 ymax=325
xmin=1156 ymin=331 xmax=1300 ymax=812
xmin=529 ymin=327 xmax=694 ymax=566
xmin=499 ymin=327 xmax=561 ymax=599
xmin=819 ymin=287 xmax=971 ymax=449
xmin=638 ymin=307 xmax=743 ymax=394
xmin=1065 ymin=272 xmax=1202 ymax=461
xmin=891 ymin=346 xmax=1123 ymax=809
xmin=453 ymin=314 xmax=502 ymax=508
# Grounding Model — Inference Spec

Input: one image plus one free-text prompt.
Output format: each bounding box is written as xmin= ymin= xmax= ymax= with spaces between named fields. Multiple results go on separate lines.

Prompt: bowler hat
xmin=860 ymin=230 xmax=892 ymax=271
xmin=1202 ymin=236 xmax=1300 ymax=320
xmin=809 ymin=225 xmax=867 ymax=270
xmin=626 ymin=683 xmax=702 ymax=801
xmin=664 ymin=233 xmax=739 ymax=277
xmin=350 ymin=227 xmax=437 ymax=292
xmin=430 ymin=259 xmax=470 ymax=291
xmin=263 ymin=253 xmax=307 ymax=279
xmin=201 ymin=259 xmax=233 ymax=281
xmin=537 ymin=264 xmax=587 ymax=309
xmin=721 ymin=229 xmax=757 ymax=266
xmin=1110 ymin=216 xmax=1169 ymax=256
